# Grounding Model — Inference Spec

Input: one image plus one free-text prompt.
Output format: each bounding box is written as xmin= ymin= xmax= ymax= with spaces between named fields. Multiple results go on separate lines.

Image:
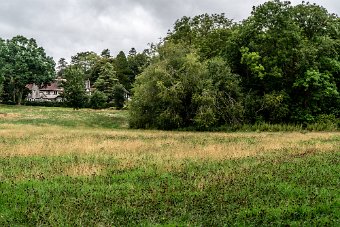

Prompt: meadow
xmin=0 ymin=105 xmax=339 ymax=225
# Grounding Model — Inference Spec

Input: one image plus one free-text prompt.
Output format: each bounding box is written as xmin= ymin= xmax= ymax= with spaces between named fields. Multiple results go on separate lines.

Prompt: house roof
xmin=26 ymin=84 xmax=34 ymax=90
xmin=26 ymin=82 xmax=63 ymax=91
xmin=40 ymin=82 xmax=62 ymax=91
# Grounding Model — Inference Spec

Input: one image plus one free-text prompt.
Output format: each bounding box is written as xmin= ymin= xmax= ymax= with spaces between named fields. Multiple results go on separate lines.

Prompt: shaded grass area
xmin=0 ymin=105 xmax=128 ymax=129
xmin=0 ymin=151 xmax=339 ymax=226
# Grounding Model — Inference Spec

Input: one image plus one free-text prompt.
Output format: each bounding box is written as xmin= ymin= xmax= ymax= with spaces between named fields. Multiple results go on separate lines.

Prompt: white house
xmin=26 ymin=79 xmax=92 ymax=102
xmin=26 ymin=81 xmax=63 ymax=102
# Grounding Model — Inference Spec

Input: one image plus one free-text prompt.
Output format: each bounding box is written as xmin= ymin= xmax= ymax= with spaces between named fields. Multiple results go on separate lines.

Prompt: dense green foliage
xmin=231 ymin=0 xmax=340 ymax=124
xmin=129 ymin=43 xmax=243 ymax=129
xmin=167 ymin=13 xmax=234 ymax=60
xmin=0 ymin=36 xmax=55 ymax=105
xmin=55 ymin=48 xmax=149 ymax=109
xmin=93 ymin=62 xmax=119 ymax=102
xmin=89 ymin=91 xmax=108 ymax=109
xmin=62 ymin=66 xmax=88 ymax=109
xmin=129 ymin=1 xmax=340 ymax=130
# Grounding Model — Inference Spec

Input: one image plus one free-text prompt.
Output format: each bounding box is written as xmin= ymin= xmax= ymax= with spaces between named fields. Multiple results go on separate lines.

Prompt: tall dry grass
xmin=1 ymin=123 xmax=339 ymax=171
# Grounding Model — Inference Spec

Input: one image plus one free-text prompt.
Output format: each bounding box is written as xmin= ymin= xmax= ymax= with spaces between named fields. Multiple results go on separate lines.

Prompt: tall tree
xmin=128 ymin=47 xmax=137 ymax=57
xmin=0 ymin=38 xmax=5 ymax=99
xmin=167 ymin=13 xmax=234 ymax=59
xmin=127 ymin=48 xmax=150 ymax=86
xmin=226 ymin=0 xmax=339 ymax=123
xmin=62 ymin=65 xmax=88 ymax=109
xmin=71 ymin=51 xmax=100 ymax=80
xmin=0 ymin=35 xmax=55 ymax=105
xmin=114 ymin=51 xmax=133 ymax=90
xmin=90 ymin=54 xmax=114 ymax=84
xmin=94 ymin=62 xmax=119 ymax=102
xmin=57 ymin=58 xmax=68 ymax=78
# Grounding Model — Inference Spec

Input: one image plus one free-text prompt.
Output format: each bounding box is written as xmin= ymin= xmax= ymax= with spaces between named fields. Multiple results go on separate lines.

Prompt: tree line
xmin=129 ymin=0 xmax=340 ymax=130
xmin=0 ymin=38 xmax=149 ymax=108
xmin=57 ymin=49 xmax=149 ymax=109
xmin=0 ymin=0 xmax=339 ymax=130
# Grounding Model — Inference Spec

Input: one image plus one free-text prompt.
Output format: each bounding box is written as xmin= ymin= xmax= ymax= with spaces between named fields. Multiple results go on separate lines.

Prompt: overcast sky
xmin=0 ymin=0 xmax=339 ymax=62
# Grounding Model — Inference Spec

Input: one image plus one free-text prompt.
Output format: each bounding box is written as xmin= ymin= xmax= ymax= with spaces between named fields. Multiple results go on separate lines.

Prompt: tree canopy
xmin=0 ymin=35 xmax=55 ymax=104
xmin=227 ymin=0 xmax=340 ymax=123
xmin=129 ymin=1 xmax=340 ymax=130
xmin=129 ymin=42 xmax=243 ymax=129
xmin=62 ymin=65 xmax=88 ymax=109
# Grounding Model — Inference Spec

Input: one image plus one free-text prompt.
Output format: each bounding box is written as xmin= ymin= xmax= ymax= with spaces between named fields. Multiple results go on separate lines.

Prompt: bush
xmin=89 ymin=91 xmax=107 ymax=109
xmin=306 ymin=114 xmax=339 ymax=131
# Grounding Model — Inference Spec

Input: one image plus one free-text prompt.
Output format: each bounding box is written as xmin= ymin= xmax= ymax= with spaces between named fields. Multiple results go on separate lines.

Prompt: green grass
xmin=1 ymin=151 xmax=339 ymax=226
xmin=0 ymin=104 xmax=128 ymax=129
xmin=0 ymin=105 xmax=339 ymax=225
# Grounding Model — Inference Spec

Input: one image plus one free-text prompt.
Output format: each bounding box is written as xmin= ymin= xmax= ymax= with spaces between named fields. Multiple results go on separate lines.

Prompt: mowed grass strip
xmin=0 ymin=105 xmax=339 ymax=225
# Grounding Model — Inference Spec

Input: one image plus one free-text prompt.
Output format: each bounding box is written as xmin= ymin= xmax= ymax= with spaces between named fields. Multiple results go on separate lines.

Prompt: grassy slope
xmin=0 ymin=105 xmax=128 ymax=129
xmin=0 ymin=105 xmax=339 ymax=226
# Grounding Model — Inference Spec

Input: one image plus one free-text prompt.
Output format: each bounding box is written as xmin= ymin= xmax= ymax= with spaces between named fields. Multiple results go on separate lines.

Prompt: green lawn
xmin=0 ymin=105 xmax=128 ymax=129
xmin=0 ymin=105 xmax=339 ymax=226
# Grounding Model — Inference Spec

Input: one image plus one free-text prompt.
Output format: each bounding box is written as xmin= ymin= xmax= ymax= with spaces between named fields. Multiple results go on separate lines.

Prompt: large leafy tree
xmin=226 ymin=0 xmax=339 ymax=123
xmin=129 ymin=42 xmax=206 ymax=129
xmin=0 ymin=35 xmax=55 ymax=105
xmin=129 ymin=1 xmax=339 ymax=129
xmin=129 ymin=42 xmax=243 ymax=130
xmin=167 ymin=13 xmax=234 ymax=60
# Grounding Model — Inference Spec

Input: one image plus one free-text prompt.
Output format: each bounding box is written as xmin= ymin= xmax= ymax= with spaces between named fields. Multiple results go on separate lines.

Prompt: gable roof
xmin=39 ymin=82 xmax=62 ymax=91
xmin=26 ymin=82 xmax=63 ymax=91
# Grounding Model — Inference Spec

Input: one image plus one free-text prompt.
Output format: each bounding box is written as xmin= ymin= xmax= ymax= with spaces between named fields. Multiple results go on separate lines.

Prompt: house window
xmin=54 ymin=91 xmax=58 ymax=95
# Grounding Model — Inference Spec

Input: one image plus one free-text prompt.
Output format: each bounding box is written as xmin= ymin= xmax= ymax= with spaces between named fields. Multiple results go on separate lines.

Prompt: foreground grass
xmin=0 ymin=105 xmax=339 ymax=225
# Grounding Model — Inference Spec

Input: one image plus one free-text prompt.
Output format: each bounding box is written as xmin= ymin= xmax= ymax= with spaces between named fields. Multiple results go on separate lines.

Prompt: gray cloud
xmin=0 ymin=0 xmax=339 ymax=62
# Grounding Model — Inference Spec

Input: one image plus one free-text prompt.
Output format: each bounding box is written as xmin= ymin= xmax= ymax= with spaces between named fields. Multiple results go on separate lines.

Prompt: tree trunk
xmin=12 ymin=89 xmax=16 ymax=105
xmin=17 ymin=88 xmax=23 ymax=105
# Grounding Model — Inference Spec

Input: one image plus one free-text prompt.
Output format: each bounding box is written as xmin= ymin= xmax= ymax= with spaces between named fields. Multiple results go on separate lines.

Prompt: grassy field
xmin=0 ymin=105 xmax=339 ymax=225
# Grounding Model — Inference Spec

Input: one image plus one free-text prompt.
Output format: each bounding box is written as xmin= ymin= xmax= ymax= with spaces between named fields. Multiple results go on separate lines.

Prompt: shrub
xmin=89 ymin=91 xmax=107 ymax=109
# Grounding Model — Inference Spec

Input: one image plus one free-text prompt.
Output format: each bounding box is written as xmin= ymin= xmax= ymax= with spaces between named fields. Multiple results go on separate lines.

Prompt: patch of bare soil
xmin=0 ymin=113 xmax=20 ymax=119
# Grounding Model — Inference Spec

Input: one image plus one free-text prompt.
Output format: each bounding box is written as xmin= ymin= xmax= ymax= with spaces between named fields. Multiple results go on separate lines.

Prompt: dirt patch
xmin=0 ymin=113 xmax=20 ymax=119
